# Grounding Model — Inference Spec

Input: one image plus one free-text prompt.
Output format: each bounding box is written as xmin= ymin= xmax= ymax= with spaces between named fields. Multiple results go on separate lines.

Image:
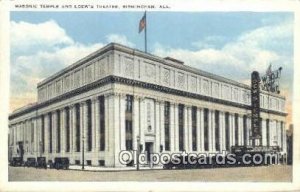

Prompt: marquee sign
xmin=251 ymin=71 xmax=261 ymax=140
xmin=261 ymin=65 xmax=282 ymax=94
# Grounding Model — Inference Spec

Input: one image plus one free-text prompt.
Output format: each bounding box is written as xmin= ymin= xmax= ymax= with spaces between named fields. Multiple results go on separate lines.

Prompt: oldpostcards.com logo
xmin=119 ymin=150 xmax=280 ymax=166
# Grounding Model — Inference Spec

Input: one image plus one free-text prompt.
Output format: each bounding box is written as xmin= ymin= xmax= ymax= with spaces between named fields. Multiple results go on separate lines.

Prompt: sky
xmin=10 ymin=11 xmax=294 ymax=125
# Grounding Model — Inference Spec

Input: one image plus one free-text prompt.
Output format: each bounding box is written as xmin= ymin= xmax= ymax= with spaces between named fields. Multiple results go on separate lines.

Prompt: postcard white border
xmin=0 ymin=0 xmax=299 ymax=191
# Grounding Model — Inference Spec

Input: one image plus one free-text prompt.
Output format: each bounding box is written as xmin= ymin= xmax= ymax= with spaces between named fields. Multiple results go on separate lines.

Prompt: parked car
xmin=53 ymin=157 xmax=69 ymax=170
xmin=36 ymin=157 xmax=47 ymax=169
xmin=24 ymin=157 xmax=36 ymax=167
xmin=10 ymin=157 xmax=23 ymax=167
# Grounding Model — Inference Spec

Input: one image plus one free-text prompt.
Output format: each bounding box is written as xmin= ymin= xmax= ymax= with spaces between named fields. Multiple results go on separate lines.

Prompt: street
xmin=9 ymin=165 xmax=292 ymax=182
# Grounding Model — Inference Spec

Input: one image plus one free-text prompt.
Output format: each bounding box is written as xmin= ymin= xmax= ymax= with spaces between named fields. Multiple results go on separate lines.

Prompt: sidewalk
xmin=68 ymin=165 xmax=164 ymax=172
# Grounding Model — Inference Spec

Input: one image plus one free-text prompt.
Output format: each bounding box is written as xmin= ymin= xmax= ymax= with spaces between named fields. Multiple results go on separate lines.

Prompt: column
xmin=169 ymin=102 xmax=175 ymax=152
xmin=200 ymin=108 xmax=205 ymax=152
xmin=13 ymin=125 xmax=16 ymax=156
xmin=221 ymin=112 xmax=226 ymax=151
xmin=133 ymin=96 xmax=140 ymax=151
xmin=232 ymin=114 xmax=236 ymax=147
xmin=83 ymin=101 xmax=88 ymax=152
xmin=247 ymin=117 xmax=251 ymax=146
xmin=229 ymin=114 xmax=233 ymax=147
xmin=44 ymin=115 xmax=49 ymax=154
xmin=104 ymin=95 xmax=109 ymax=152
xmin=60 ymin=108 xmax=65 ymax=155
xmin=119 ymin=94 xmax=126 ymax=151
xmin=183 ymin=106 xmax=188 ymax=151
xmin=209 ymin=110 xmax=215 ymax=152
xmin=155 ymin=100 xmax=160 ymax=153
xmin=112 ymin=93 xmax=121 ymax=166
xmin=219 ymin=112 xmax=224 ymax=151
xmin=187 ymin=106 xmax=192 ymax=152
xmin=196 ymin=107 xmax=201 ymax=152
xmin=52 ymin=111 xmax=57 ymax=154
xmin=92 ymin=97 xmax=99 ymax=152
xmin=160 ymin=100 xmax=165 ymax=151
xmin=282 ymin=123 xmax=286 ymax=152
xmin=139 ymin=97 xmax=146 ymax=152
xmin=262 ymin=119 xmax=267 ymax=146
xmin=239 ymin=115 xmax=243 ymax=146
xmin=174 ymin=103 xmax=179 ymax=152
xmin=269 ymin=120 xmax=274 ymax=146
xmin=277 ymin=121 xmax=281 ymax=148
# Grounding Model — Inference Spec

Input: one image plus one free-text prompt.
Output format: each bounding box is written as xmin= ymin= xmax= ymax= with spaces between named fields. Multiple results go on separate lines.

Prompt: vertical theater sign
xmin=251 ymin=65 xmax=282 ymax=146
xmin=251 ymin=71 xmax=261 ymax=145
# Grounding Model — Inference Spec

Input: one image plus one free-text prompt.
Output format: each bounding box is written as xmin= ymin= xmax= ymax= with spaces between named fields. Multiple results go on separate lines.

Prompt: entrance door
xmin=145 ymin=142 xmax=153 ymax=165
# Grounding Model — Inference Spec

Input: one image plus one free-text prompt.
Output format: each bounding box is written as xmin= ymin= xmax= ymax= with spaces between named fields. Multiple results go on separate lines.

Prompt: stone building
xmin=8 ymin=43 xmax=287 ymax=167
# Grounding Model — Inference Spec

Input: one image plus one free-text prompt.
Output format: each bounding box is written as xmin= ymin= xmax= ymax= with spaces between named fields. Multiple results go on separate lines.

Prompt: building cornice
xmin=36 ymin=43 xmax=285 ymax=99
xmin=9 ymin=75 xmax=287 ymax=120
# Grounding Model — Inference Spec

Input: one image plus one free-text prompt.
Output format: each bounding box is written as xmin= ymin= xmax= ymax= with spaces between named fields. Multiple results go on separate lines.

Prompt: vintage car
xmin=53 ymin=157 xmax=69 ymax=170
xmin=10 ymin=157 xmax=23 ymax=167
xmin=36 ymin=157 xmax=47 ymax=169
xmin=24 ymin=157 xmax=36 ymax=167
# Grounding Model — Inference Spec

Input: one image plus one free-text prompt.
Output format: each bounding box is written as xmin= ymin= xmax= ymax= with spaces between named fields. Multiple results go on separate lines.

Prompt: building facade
xmin=8 ymin=43 xmax=287 ymax=167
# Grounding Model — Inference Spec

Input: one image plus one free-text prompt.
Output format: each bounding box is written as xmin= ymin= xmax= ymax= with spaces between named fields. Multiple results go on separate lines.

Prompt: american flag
xmin=139 ymin=12 xmax=146 ymax=33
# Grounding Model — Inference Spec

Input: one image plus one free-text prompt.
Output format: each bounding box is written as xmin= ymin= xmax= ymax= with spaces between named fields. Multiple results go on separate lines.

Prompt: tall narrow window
xmin=164 ymin=102 xmax=170 ymax=151
xmin=243 ymin=115 xmax=247 ymax=146
xmin=66 ymin=107 xmax=70 ymax=152
xmin=225 ymin=112 xmax=230 ymax=150
xmin=266 ymin=119 xmax=270 ymax=147
xmin=99 ymin=96 xmax=105 ymax=151
xmin=192 ymin=106 xmax=197 ymax=151
xmin=75 ymin=104 xmax=80 ymax=152
xmin=49 ymin=113 xmax=52 ymax=153
xmin=178 ymin=104 xmax=184 ymax=151
xmin=56 ymin=110 xmax=61 ymax=153
xmin=125 ymin=95 xmax=133 ymax=150
xmin=204 ymin=108 xmax=209 ymax=151
xmin=87 ymin=100 xmax=92 ymax=151
xmin=215 ymin=110 xmax=220 ymax=151
xmin=41 ymin=115 xmax=45 ymax=153
xmin=234 ymin=113 xmax=239 ymax=145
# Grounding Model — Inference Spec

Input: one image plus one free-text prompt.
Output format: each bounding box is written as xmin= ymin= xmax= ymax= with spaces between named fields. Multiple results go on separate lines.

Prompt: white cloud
xmin=153 ymin=18 xmax=293 ymax=86
xmin=11 ymin=20 xmax=74 ymax=56
xmin=10 ymin=20 xmax=106 ymax=111
xmin=106 ymin=34 xmax=135 ymax=48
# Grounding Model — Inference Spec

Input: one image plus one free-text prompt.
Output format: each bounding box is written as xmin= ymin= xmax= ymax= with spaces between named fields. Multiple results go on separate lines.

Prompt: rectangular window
xmin=225 ymin=112 xmax=230 ymax=150
xmin=75 ymin=104 xmax=80 ymax=152
xmin=192 ymin=106 xmax=197 ymax=151
xmin=87 ymin=100 xmax=92 ymax=151
xmin=164 ymin=102 xmax=170 ymax=151
xmin=66 ymin=107 xmax=70 ymax=152
xmin=234 ymin=113 xmax=239 ymax=145
xmin=126 ymin=95 xmax=133 ymax=113
xmin=178 ymin=104 xmax=184 ymax=151
xmin=204 ymin=108 xmax=209 ymax=151
xmin=125 ymin=95 xmax=133 ymax=150
xmin=99 ymin=96 xmax=105 ymax=151
xmin=41 ymin=115 xmax=45 ymax=153
xmin=56 ymin=110 xmax=61 ymax=153
xmin=215 ymin=110 xmax=220 ymax=151
xmin=49 ymin=113 xmax=52 ymax=153
xmin=125 ymin=120 xmax=133 ymax=150
xmin=243 ymin=115 xmax=247 ymax=146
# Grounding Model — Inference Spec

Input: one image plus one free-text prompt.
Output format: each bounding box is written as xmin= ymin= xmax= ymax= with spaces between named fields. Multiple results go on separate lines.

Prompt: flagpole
xmin=144 ymin=11 xmax=147 ymax=53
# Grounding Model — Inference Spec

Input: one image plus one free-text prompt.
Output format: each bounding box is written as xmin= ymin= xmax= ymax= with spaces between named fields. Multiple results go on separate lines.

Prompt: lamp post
xmin=82 ymin=136 xmax=85 ymax=170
